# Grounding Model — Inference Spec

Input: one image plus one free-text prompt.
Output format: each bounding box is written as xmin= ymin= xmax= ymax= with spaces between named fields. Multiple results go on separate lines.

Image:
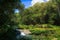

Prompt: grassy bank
xmin=18 ymin=24 xmax=60 ymax=40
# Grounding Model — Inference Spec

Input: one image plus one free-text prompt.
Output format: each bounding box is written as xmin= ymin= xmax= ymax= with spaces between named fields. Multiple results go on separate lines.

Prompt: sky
xmin=15 ymin=0 xmax=49 ymax=13
xmin=21 ymin=0 xmax=49 ymax=8
xmin=21 ymin=0 xmax=32 ymax=8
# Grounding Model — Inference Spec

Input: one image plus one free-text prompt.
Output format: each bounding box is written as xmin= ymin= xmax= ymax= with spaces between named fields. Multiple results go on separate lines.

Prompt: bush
xmin=19 ymin=25 xmax=34 ymax=29
xmin=30 ymin=29 xmax=55 ymax=36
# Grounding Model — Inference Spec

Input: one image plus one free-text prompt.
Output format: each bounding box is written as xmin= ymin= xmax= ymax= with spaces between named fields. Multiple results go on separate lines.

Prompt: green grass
xmin=18 ymin=24 xmax=60 ymax=40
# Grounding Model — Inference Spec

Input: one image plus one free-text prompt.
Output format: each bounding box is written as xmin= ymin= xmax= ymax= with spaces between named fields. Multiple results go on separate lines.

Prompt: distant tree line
xmin=21 ymin=0 xmax=60 ymax=26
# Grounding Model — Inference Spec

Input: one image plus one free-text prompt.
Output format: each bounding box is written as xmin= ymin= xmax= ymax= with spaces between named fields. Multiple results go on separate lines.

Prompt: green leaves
xmin=0 ymin=0 xmax=24 ymax=40
xmin=21 ymin=0 xmax=60 ymax=25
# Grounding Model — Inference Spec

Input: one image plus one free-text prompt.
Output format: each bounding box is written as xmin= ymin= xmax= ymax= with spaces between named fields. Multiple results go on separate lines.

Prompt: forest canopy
xmin=21 ymin=0 xmax=60 ymax=25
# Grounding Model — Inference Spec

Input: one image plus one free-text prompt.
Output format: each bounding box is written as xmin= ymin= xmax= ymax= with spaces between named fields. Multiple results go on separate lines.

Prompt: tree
xmin=0 ymin=0 xmax=24 ymax=40
xmin=49 ymin=0 xmax=60 ymax=25
xmin=22 ymin=0 xmax=60 ymax=26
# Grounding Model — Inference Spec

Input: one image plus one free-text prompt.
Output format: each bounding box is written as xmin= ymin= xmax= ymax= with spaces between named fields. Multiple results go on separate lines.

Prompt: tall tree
xmin=22 ymin=1 xmax=60 ymax=25
xmin=50 ymin=0 xmax=60 ymax=25
xmin=0 ymin=0 xmax=24 ymax=40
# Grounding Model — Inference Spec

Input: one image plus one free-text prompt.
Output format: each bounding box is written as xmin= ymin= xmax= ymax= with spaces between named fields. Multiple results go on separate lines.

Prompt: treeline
xmin=20 ymin=0 xmax=60 ymax=26
xmin=0 ymin=0 xmax=60 ymax=40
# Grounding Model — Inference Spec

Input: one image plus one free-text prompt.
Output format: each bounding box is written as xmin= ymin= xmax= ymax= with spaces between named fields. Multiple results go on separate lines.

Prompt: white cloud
xmin=31 ymin=0 xmax=49 ymax=6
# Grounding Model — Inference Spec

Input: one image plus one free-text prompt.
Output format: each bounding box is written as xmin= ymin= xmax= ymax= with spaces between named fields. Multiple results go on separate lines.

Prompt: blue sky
xmin=15 ymin=0 xmax=32 ymax=13
xmin=21 ymin=0 xmax=49 ymax=8
xmin=15 ymin=0 xmax=49 ymax=13
xmin=21 ymin=0 xmax=32 ymax=8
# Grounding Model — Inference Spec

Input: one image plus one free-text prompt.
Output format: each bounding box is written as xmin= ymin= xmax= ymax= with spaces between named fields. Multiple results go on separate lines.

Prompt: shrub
xmin=30 ymin=29 xmax=55 ymax=36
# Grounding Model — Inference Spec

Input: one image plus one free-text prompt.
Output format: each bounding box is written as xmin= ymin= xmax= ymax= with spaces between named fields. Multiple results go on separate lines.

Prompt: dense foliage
xmin=21 ymin=0 xmax=60 ymax=26
xmin=0 ymin=0 xmax=60 ymax=40
xmin=0 ymin=0 xmax=24 ymax=40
